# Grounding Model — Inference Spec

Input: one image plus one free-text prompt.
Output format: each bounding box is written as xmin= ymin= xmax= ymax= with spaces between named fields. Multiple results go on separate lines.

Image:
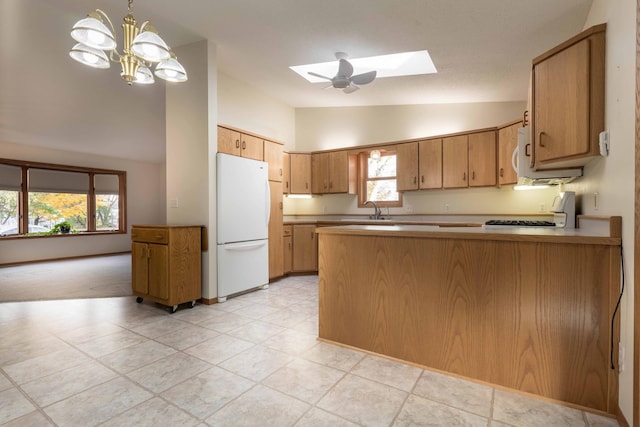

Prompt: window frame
xmin=357 ymin=150 xmax=403 ymax=208
xmin=0 ymin=158 xmax=126 ymax=238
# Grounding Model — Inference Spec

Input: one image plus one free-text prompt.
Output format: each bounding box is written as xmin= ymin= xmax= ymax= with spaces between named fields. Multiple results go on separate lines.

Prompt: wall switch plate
xmin=599 ymin=131 xmax=609 ymax=156
xmin=169 ymin=199 xmax=178 ymax=208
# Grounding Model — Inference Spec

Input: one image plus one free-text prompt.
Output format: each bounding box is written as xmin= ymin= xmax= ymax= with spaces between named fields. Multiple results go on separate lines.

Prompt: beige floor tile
xmin=261 ymin=308 xmax=312 ymax=327
xmin=394 ymin=394 xmax=489 ymax=426
xmin=1 ymin=410 xmax=54 ymax=426
xmin=43 ymin=377 xmax=152 ymax=427
xmin=153 ymin=323 xmax=220 ymax=350
xmin=226 ymin=319 xmax=287 ymax=344
xmin=317 ymin=374 xmax=407 ymax=426
xmin=0 ymin=388 xmax=36 ymax=425
xmin=126 ymin=352 xmax=212 ymax=393
xmin=76 ymin=329 xmax=148 ymax=358
xmin=218 ymin=345 xmax=293 ymax=381
xmin=0 ymin=373 xmax=12 ymax=391
xmin=20 ymin=360 xmax=117 ymax=407
xmin=0 ymin=335 xmax=70 ymax=367
xmin=265 ymin=328 xmax=319 ymax=355
xmin=98 ymin=339 xmax=176 ymax=373
xmin=351 ymin=354 xmax=423 ymax=392
xmin=584 ymin=412 xmax=620 ymax=427
xmin=161 ymin=366 xmax=255 ymax=419
xmin=413 ymin=369 xmax=493 ymax=417
xmin=130 ymin=316 xmax=192 ymax=339
xmin=184 ymin=334 xmax=254 ymax=365
xmin=205 ymin=384 xmax=309 ymax=426
xmin=3 ymin=347 xmax=90 ymax=384
xmin=295 ymin=407 xmax=359 ymax=426
xmin=493 ymin=389 xmax=587 ymax=427
xmin=263 ymin=358 xmax=345 ymax=404
xmin=302 ymin=342 xmax=365 ymax=372
xmin=231 ymin=302 xmax=283 ymax=319
xmin=197 ymin=311 xmax=254 ymax=333
xmin=100 ymin=397 xmax=200 ymax=427
xmin=57 ymin=321 xmax=125 ymax=345
xmin=292 ymin=317 xmax=319 ymax=335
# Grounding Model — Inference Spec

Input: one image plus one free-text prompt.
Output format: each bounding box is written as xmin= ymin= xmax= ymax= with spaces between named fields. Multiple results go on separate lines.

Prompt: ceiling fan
xmin=308 ymin=52 xmax=377 ymax=94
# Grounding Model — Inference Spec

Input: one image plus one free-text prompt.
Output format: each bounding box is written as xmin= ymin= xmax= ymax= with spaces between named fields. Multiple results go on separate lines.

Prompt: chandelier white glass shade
xmin=69 ymin=0 xmax=187 ymax=85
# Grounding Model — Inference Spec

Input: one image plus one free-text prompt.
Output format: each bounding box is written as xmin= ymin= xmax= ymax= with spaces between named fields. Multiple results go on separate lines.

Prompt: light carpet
xmin=0 ymin=254 xmax=132 ymax=302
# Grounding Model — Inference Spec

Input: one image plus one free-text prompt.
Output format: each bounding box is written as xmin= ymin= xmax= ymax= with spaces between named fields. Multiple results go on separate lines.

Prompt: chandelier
xmin=69 ymin=0 xmax=187 ymax=85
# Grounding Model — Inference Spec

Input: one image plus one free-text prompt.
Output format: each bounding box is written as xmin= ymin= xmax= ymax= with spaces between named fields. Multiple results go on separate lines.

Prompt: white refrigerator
xmin=216 ymin=153 xmax=270 ymax=302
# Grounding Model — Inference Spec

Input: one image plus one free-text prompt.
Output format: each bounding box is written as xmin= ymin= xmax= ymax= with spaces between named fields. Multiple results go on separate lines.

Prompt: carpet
xmin=0 ymin=254 xmax=132 ymax=302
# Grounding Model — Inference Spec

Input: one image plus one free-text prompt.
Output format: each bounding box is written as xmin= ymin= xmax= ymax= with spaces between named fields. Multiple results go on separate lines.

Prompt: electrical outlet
xmin=594 ymin=192 xmax=599 ymax=211
xmin=169 ymin=199 xmax=178 ymax=208
xmin=404 ymin=203 xmax=413 ymax=213
xmin=445 ymin=204 xmax=450 ymax=213
xmin=619 ymin=342 xmax=625 ymax=372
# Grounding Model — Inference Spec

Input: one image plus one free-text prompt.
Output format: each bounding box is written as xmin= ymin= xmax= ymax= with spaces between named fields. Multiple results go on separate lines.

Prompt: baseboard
xmin=0 ymin=251 xmax=131 ymax=267
xmin=199 ymin=297 xmax=218 ymax=305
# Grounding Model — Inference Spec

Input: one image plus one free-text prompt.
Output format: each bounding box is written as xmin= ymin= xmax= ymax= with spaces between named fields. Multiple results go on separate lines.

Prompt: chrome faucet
xmin=364 ymin=200 xmax=382 ymax=219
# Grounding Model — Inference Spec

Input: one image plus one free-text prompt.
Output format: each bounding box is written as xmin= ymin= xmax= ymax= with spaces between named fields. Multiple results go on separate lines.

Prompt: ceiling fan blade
xmin=308 ymin=71 xmax=332 ymax=81
xmin=351 ymin=70 xmax=377 ymax=85
xmin=343 ymin=84 xmax=359 ymax=94
xmin=337 ymin=58 xmax=353 ymax=78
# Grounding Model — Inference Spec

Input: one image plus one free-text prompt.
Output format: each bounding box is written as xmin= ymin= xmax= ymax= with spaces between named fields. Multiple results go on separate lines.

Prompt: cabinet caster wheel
xmin=136 ymin=297 xmax=143 ymax=304
xmin=188 ymin=300 xmax=196 ymax=308
xmin=170 ymin=305 xmax=178 ymax=314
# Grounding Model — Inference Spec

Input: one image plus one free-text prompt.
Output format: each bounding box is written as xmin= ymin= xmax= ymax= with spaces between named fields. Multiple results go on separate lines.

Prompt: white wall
xmin=567 ymin=0 xmax=636 ymax=422
xmin=0 ymin=141 xmax=165 ymax=264
xmin=287 ymin=101 xmax=559 ymax=216
xmin=166 ymin=40 xmax=218 ymax=299
xmin=218 ymin=72 xmax=296 ymax=148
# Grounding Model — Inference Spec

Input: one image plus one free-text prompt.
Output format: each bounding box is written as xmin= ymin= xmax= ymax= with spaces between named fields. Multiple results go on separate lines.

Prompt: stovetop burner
xmin=484 ymin=220 xmax=556 ymax=227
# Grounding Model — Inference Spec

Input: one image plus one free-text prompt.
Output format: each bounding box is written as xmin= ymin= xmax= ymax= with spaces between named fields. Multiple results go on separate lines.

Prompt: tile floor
xmin=0 ymin=275 xmax=620 ymax=426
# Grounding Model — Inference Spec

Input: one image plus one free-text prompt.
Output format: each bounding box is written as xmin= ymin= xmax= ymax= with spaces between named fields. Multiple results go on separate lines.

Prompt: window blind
xmin=94 ymin=174 xmax=119 ymax=195
xmin=29 ymin=169 xmax=89 ymax=194
xmin=0 ymin=164 xmax=21 ymax=191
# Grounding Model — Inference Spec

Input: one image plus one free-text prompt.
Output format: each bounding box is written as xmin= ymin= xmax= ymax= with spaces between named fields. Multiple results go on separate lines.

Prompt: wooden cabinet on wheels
xmin=131 ymin=225 xmax=202 ymax=313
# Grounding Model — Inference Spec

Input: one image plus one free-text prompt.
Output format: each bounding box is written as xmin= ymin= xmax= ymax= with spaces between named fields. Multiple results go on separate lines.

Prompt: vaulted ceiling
xmin=0 ymin=0 xmax=593 ymax=163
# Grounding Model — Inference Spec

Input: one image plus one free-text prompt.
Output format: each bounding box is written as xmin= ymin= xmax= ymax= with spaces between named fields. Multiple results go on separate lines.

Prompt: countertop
xmin=314 ymin=216 xmax=622 ymax=246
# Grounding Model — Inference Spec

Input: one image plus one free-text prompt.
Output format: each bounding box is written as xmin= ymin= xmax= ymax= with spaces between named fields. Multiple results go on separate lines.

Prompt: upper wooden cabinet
xmin=497 ymin=121 xmax=522 ymax=186
xmin=289 ymin=153 xmax=311 ymax=194
xmin=442 ymin=135 xmax=469 ymax=189
xmin=532 ymin=24 xmax=605 ymax=170
xmin=397 ymin=140 xmax=442 ymax=192
xmin=282 ymin=152 xmax=291 ymax=194
xmin=217 ymin=126 xmax=264 ymax=161
xmin=264 ymin=140 xmax=283 ymax=182
xmin=468 ymin=131 xmax=496 ymax=187
xmin=311 ymin=151 xmax=356 ymax=194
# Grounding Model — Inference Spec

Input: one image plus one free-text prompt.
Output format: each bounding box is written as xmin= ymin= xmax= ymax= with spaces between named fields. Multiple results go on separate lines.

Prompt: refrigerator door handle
xmin=223 ymin=241 xmax=268 ymax=251
xmin=265 ymin=179 xmax=271 ymax=225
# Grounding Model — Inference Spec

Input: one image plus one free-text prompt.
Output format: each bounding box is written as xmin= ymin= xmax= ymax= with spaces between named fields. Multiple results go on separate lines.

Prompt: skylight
xmin=290 ymin=50 xmax=437 ymax=83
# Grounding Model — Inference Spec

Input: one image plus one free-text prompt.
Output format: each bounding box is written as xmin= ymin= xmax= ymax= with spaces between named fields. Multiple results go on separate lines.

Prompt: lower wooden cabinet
xmin=131 ymin=225 xmax=202 ymax=313
xmin=292 ymin=224 xmax=317 ymax=272
xmin=283 ymin=225 xmax=292 ymax=274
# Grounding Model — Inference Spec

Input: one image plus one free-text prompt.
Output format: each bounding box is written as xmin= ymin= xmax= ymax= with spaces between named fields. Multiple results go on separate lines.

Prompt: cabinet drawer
xmin=283 ymin=225 xmax=292 ymax=237
xmin=131 ymin=228 xmax=169 ymax=244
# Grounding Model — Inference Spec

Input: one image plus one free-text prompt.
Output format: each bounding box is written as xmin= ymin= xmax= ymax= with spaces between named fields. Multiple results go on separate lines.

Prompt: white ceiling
xmin=0 ymin=0 xmax=593 ymax=163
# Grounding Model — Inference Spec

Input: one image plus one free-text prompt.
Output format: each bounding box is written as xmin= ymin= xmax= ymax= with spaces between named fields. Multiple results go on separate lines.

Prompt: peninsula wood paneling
xmin=318 ymin=233 xmax=620 ymax=414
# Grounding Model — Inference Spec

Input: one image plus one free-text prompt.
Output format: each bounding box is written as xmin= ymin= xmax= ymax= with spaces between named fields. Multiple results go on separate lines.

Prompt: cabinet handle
xmin=286 ymin=182 xmax=289 ymax=189
xmin=421 ymin=176 xmax=424 ymax=183
xmin=413 ymin=176 xmax=417 ymax=184
xmin=280 ymin=168 xmax=283 ymax=176
xmin=235 ymin=139 xmax=240 ymax=148
xmin=539 ymin=132 xmax=546 ymax=147
xmin=279 ymin=202 xmax=283 ymax=209
xmin=472 ymin=171 xmax=475 ymax=180
xmin=242 ymin=141 xmax=246 ymax=150
xmin=499 ymin=168 xmax=504 ymax=177
xmin=463 ymin=172 xmax=466 ymax=181
xmin=305 ymin=182 xmax=308 ymax=189
xmin=311 ymin=231 xmax=314 ymax=239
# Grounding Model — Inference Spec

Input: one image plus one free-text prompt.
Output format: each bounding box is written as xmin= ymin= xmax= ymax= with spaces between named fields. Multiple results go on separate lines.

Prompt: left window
xmin=0 ymin=160 xmax=125 ymax=237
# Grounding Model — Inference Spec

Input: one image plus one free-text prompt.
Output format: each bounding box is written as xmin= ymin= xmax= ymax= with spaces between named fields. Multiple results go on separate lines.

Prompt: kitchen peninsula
xmin=316 ymin=216 xmax=621 ymax=415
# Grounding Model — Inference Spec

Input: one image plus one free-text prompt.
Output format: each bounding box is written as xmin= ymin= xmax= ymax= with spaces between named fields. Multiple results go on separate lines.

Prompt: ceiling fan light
xmin=69 ymin=43 xmax=110 ymax=69
xmin=131 ymin=31 xmax=171 ymax=62
xmin=134 ymin=64 xmax=154 ymax=84
xmin=155 ymin=58 xmax=188 ymax=82
xmin=70 ymin=16 xmax=116 ymax=51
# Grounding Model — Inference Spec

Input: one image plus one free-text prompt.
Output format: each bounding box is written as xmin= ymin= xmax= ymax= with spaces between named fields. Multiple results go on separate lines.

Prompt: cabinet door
xmin=419 ymin=139 xmax=442 ymax=189
xmin=217 ymin=127 xmax=241 ymax=156
xmin=241 ymin=134 xmax=264 ymax=160
xmin=534 ymin=39 xmax=590 ymax=165
xmin=282 ymin=152 xmax=291 ymax=194
xmin=290 ymin=154 xmax=311 ymax=194
xmin=283 ymin=235 xmax=292 ymax=274
xmin=292 ymin=224 xmax=317 ymax=272
xmin=442 ymin=135 xmax=469 ymax=189
xmin=468 ymin=131 xmax=497 ymax=187
xmin=132 ymin=242 xmax=149 ymax=295
xmin=498 ymin=123 xmax=521 ymax=186
xmin=328 ymin=151 xmax=350 ymax=193
xmin=311 ymin=152 xmax=330 ymax=194
xmin=264 ymin=141 xmax=283 ymax=182
xmin=268 ymin=181 xmax=284 ymax=279
xmin=396 ymin=142 xmax=419 ymax=191
xmin=148 ymin=244 xmax=169 ymax=300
